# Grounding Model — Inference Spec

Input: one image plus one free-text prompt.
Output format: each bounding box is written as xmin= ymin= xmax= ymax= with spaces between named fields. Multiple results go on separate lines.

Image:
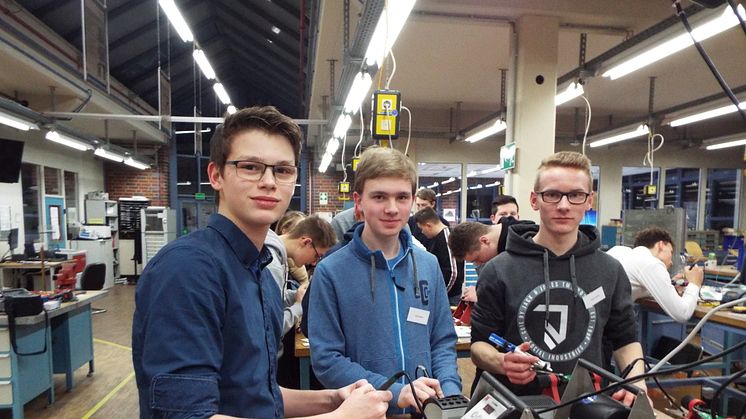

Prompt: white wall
xmin=0 ymin=125 xmax=104 ymax=256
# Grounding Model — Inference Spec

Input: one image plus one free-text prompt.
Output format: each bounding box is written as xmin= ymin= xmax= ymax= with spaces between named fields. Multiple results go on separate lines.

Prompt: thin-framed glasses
xmin=537 ymin=190 xmax=590 ymax=205
xmin=227 ymin=160 xmax=298 ymax=184
xmin=311 ymin=242 xmax=321 ymax=263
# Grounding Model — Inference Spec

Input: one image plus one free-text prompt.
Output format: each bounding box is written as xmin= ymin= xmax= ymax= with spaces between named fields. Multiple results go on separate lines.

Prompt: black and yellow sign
xmin=644 ymin=184 xmax=657 ymax=196
xmin=338 ymin=182 xmax=350 ymax=193
xmin=352 ymin=156 xmax=360 ymax=171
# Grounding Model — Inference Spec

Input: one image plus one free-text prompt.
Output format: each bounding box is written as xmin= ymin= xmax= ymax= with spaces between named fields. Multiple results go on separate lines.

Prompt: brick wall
xmin=105 ymin=147 xmax=169 ymax=206
xmin=308 ymin=162 xmax=348 ymax=214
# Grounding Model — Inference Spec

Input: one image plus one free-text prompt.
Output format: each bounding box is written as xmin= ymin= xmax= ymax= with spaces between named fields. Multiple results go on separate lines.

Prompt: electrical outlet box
xmin=644 ymin=184 xmax=657 ymax=196
xmin=352 ymin=157 xmax=360 ymax=171
xmin=319 ymin=192 xmax=328 ymax=206
xmin=338 ymin=182 xmax=350 ymax=193
xmin=371 ymin=90 xmax=401 ymax=139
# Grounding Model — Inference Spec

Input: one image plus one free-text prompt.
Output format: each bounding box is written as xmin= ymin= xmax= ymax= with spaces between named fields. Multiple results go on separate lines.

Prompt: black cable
xmin=536 ymin=338 xmax=746 ymax=414
xmin=672 ymin=0 xmax=746 ymax=125
xmin=710 ymin=368 xmax=746 ymax=419
xmin=644 ymin=360 xmax=686 ymax=414
xmin=620 ymin=357 xmax=646 ymax=379
xmin=379 ymin=370 xmax=426 ymax=416
xmin=727 ymin=0 xmax=746 ymax=39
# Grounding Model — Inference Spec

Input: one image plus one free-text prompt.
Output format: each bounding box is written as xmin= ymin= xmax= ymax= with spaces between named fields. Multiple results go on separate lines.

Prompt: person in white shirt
xmin=607 ymin=227 xmax=704 ymax=323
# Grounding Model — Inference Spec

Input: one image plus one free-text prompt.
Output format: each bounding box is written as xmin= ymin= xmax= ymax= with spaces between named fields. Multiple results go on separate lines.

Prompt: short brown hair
xmin=633 ymin=227 xmax=674 ymax=250
xmin=491 ymin=195 xmax=519 ymax=215
xmin=287 ymin=215 xmax=337 ymax=248
xmin=533 ymin=151 xmax=593 ymax=192
xmin=276 ymin=210 xmax=306 ymax=235
xmin=448 ymin=222 xmax=491 ymax=260
xmin=416 ymin=188 xmax=436 ymax=205
xmin=413 ymin=207 xmax=440 ymax=225
xmin=353 ymin=146 xmax=416 ymax=196
xmin=210 ymin=106 xmax=302 ymax=207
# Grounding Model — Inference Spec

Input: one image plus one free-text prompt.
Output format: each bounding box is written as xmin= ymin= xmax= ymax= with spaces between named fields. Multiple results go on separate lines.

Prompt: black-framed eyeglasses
xmin=311 ymin=242 xmax=321 ymax=263
xmin=537 ymin=190 xmax=590 ymax=205
xmin=227 ymin=160 xmax=298 ymax=184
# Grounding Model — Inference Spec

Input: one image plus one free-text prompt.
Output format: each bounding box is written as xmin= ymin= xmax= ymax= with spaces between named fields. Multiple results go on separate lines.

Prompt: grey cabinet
xmin=69 ymin=239 xmax=114 ymax=289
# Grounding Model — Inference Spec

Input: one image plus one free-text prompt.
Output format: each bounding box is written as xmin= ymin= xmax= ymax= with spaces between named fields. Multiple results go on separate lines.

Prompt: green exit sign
xmin=195 ymin=192 xmax=206 ymax=200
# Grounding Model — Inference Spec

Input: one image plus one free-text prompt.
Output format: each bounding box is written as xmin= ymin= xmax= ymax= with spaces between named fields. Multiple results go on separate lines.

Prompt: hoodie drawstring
xmin=542 ymin=250 xmax=551 ymax=328
xmin=370 ymin=255 xmax=376 ymax=302
xmin=368 ymin=251 xmax=420 ymax=302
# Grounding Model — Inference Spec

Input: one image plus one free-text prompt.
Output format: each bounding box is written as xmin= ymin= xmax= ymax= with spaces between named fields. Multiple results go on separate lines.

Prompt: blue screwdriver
xmin=489 ymin=333 xmax=553 ymax=372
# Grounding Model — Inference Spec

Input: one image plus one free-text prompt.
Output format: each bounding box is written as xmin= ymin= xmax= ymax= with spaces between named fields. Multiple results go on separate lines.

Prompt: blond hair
xmin=534 ymin=151 xmax=593 ymax=191
xmin=353 ymin=146 xmax=417 ymax=195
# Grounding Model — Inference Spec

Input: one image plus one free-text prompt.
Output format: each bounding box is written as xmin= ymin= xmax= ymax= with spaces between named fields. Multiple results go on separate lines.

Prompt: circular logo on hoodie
xmin=516 ymin=280 xmax=597 ymax=363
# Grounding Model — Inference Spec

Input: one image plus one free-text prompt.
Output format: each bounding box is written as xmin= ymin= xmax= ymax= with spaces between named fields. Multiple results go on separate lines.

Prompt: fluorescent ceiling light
xmin=427 ymin=182 xmax=439 ymax=188
xmin=124 ymin=157 xmax=150 ymax=170
xmin=227 ymin=105 xmax=237 ymax=115
xmin=333 ymin=114 xmax=352 ymax=139
xmin=485 ymin=181 xmax=501 ymax=187
xmin=318 ymin=152 xmax=333 ymax=173
xmin=469 ymin=184 xmax=483 ymax=190
xmin=364 ymin=0 xmax=416 ymax=66
xmin=480 ymin=166 xmax=501 ymax=175
xmin=668 ymin=101 xmax=746 ymax=127
xmin=465 ymin=119 xmax=507 ymax=143
xmin=94 ymin=147 xmax=125 ymax=162
xmin=174 ymin=128 xmax=211 ymax=134
xmin=467 ymin=170 xmax=477 ymax=177
xmin=213 ymin=83 xmax=232 ymax=105
xmin=588 ymin=124 xmax=649 ymax=148
xmin=158 ymin=0 xmax=194 ymax=42
xmin=343 ymin=72 xmax=373 ymax=115
xmin=440 ymin=177 xmax=456 ymax=185
xmin=602 ymin=5 xmax=746 ymax=80
xmin=45 ymin=130 xmax=92 ymax=151
xmin=703 ymin=132 xmax=746 ymax=150
xmin=177 ymin=181 xmax=192 ymax=186
xmin=326 ymin=138 xmax=340 ymax=155
xmin=0 ymin=111 xmax=38 ymax=131
xmin=193 ymin=49 xmax=216 ymax=80
xmin=706 ymin=139 xmax=746 ymax=150
xmin=555 ymin=82 xmax=584 ymax=106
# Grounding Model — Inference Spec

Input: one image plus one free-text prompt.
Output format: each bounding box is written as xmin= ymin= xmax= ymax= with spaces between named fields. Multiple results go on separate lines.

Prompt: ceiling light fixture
xmin=703 ymin=132 xmax=746 ymax=150
xmin=364 ymin=0 xmax=416 ymax=67
xmin=602 ymin=5 xmax=746 ymax=80
xmin=318 ymin=152 xmax=333 ymax=173
xmin=555 ymin=82 xmax=584 ymax=106
xmin=485 ymin=181 xmax=501 ymax=188
xmin=174 ymin=128 xmax=212 ymax=135
xmin=333 ymin=114 xmax=352 ymax=139
xmin=465 ymin=119 xmax=507 ymax=143
xmin=0 ymin=111 xmax=38 ymax=131
xmin=668 ymin=100 xmax=746 ymax=127
xmin=325 ymin=138 xmax=340 ymax=155
xmin=45 ymin=130 xmax=92 ymax=151
xmin=158 ymin=0 xmax=194 ymax=42
xmin=343 ymin=72 xmax=373 ymax=115
xmin=440 ymin=177 xmax=456 ymax=185
xmin=94 ymin=147 xmax=125 ymax=163
xmin=226 ymin=105 xmax=237 ymax=115
xmin=588 ymin=124 xmax=649 ymax=148
xmin=480 ymin=166 xmax=501 ymax=175
xmin=124 ymin=157 xmax=151 ymax=170
xmin=193 ymin=49 xmax=216 ymax=79
xmin=213 ymin=83 xmax=232 ymax=105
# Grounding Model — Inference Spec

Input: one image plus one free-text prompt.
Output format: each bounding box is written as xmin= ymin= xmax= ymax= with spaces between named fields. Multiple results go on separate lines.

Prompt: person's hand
xmin=396 ymin=377 xmax=444 ymax=410
xmin=685 ymin=264 xmax=704 ymax=288
xmin=502 ymin=342 xmax=538 ymax=385
xmin=333 ymin=380 xmax=391 ymax=419
xmin=462 ymin=286 xmax=478 ymax=303
xmin=611 ymin=388 xmax=653 ymax=410
xmin=295 ymin=282 xmax=309 ymax=304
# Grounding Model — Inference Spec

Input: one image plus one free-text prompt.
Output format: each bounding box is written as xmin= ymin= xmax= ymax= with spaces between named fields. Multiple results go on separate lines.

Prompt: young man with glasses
xmin=266 ymin=215 xmax=336 ymax=340
xmin=133 ymin=106 xmax=390 ymax=419
xmin=470 ymin=151 xmax=648 ymax=407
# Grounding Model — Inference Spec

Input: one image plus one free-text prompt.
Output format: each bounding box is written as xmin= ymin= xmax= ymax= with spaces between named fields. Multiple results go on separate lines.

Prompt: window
xmin=21 ymin=163 xmax=40 ymax=245
xmin=417 ymin=162 xmax=462 ymax=223
xmin=64 ymin=171 xmax=78 ymax=223
xmin=44 ymin=166 xmax=61 ymax=195
xmin=705 ymin=169 xmax=739 ymax=231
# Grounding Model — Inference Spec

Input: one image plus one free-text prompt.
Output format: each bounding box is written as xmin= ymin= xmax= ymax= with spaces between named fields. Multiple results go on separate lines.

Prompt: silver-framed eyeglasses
xmin=537 ymin=190 xmax=590 ymax=205
xmin=227 ymin=160 xmax=298 ymax=184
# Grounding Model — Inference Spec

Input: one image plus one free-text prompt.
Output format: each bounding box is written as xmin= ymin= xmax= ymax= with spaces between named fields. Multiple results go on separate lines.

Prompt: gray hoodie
xmin=265 ymin=230 xmax=302 ymax=340
xmin=471 ymin=224 xmax=637 ymax=395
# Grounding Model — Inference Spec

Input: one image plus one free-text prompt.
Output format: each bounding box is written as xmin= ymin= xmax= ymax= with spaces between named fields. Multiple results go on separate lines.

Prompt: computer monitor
xmin=0 ymin=139 xmax=24 ymax=183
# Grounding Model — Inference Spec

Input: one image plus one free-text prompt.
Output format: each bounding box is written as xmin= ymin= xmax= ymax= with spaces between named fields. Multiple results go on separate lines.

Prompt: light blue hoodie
xmin=308 ymin=224 xmax=461 ymax=413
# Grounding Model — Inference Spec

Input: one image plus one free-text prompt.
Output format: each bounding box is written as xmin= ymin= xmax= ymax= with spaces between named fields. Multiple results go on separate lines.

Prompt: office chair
xmin=80 ymin=263 xmax=107 ymax=314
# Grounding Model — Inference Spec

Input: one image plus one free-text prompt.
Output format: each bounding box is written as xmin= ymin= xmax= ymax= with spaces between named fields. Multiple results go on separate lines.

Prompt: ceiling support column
xmin=504 ymin=15 xmax=559 ymax=221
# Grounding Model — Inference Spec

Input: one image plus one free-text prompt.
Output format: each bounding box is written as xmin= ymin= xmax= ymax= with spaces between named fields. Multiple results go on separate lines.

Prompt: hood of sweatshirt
xmin=265 ymin=229 xmax=287 ymax=263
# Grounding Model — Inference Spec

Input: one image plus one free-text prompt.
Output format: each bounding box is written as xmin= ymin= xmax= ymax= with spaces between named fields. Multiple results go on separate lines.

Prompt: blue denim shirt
xmin=133 ymin=214 xmax=284 ymax=418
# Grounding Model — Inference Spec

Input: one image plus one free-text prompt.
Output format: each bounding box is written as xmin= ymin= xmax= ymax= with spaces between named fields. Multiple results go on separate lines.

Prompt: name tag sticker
xmin=407 ymin=307 xmax=430 ymax=325
xmin=583 ymin=286 xmax=606 ymax=309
